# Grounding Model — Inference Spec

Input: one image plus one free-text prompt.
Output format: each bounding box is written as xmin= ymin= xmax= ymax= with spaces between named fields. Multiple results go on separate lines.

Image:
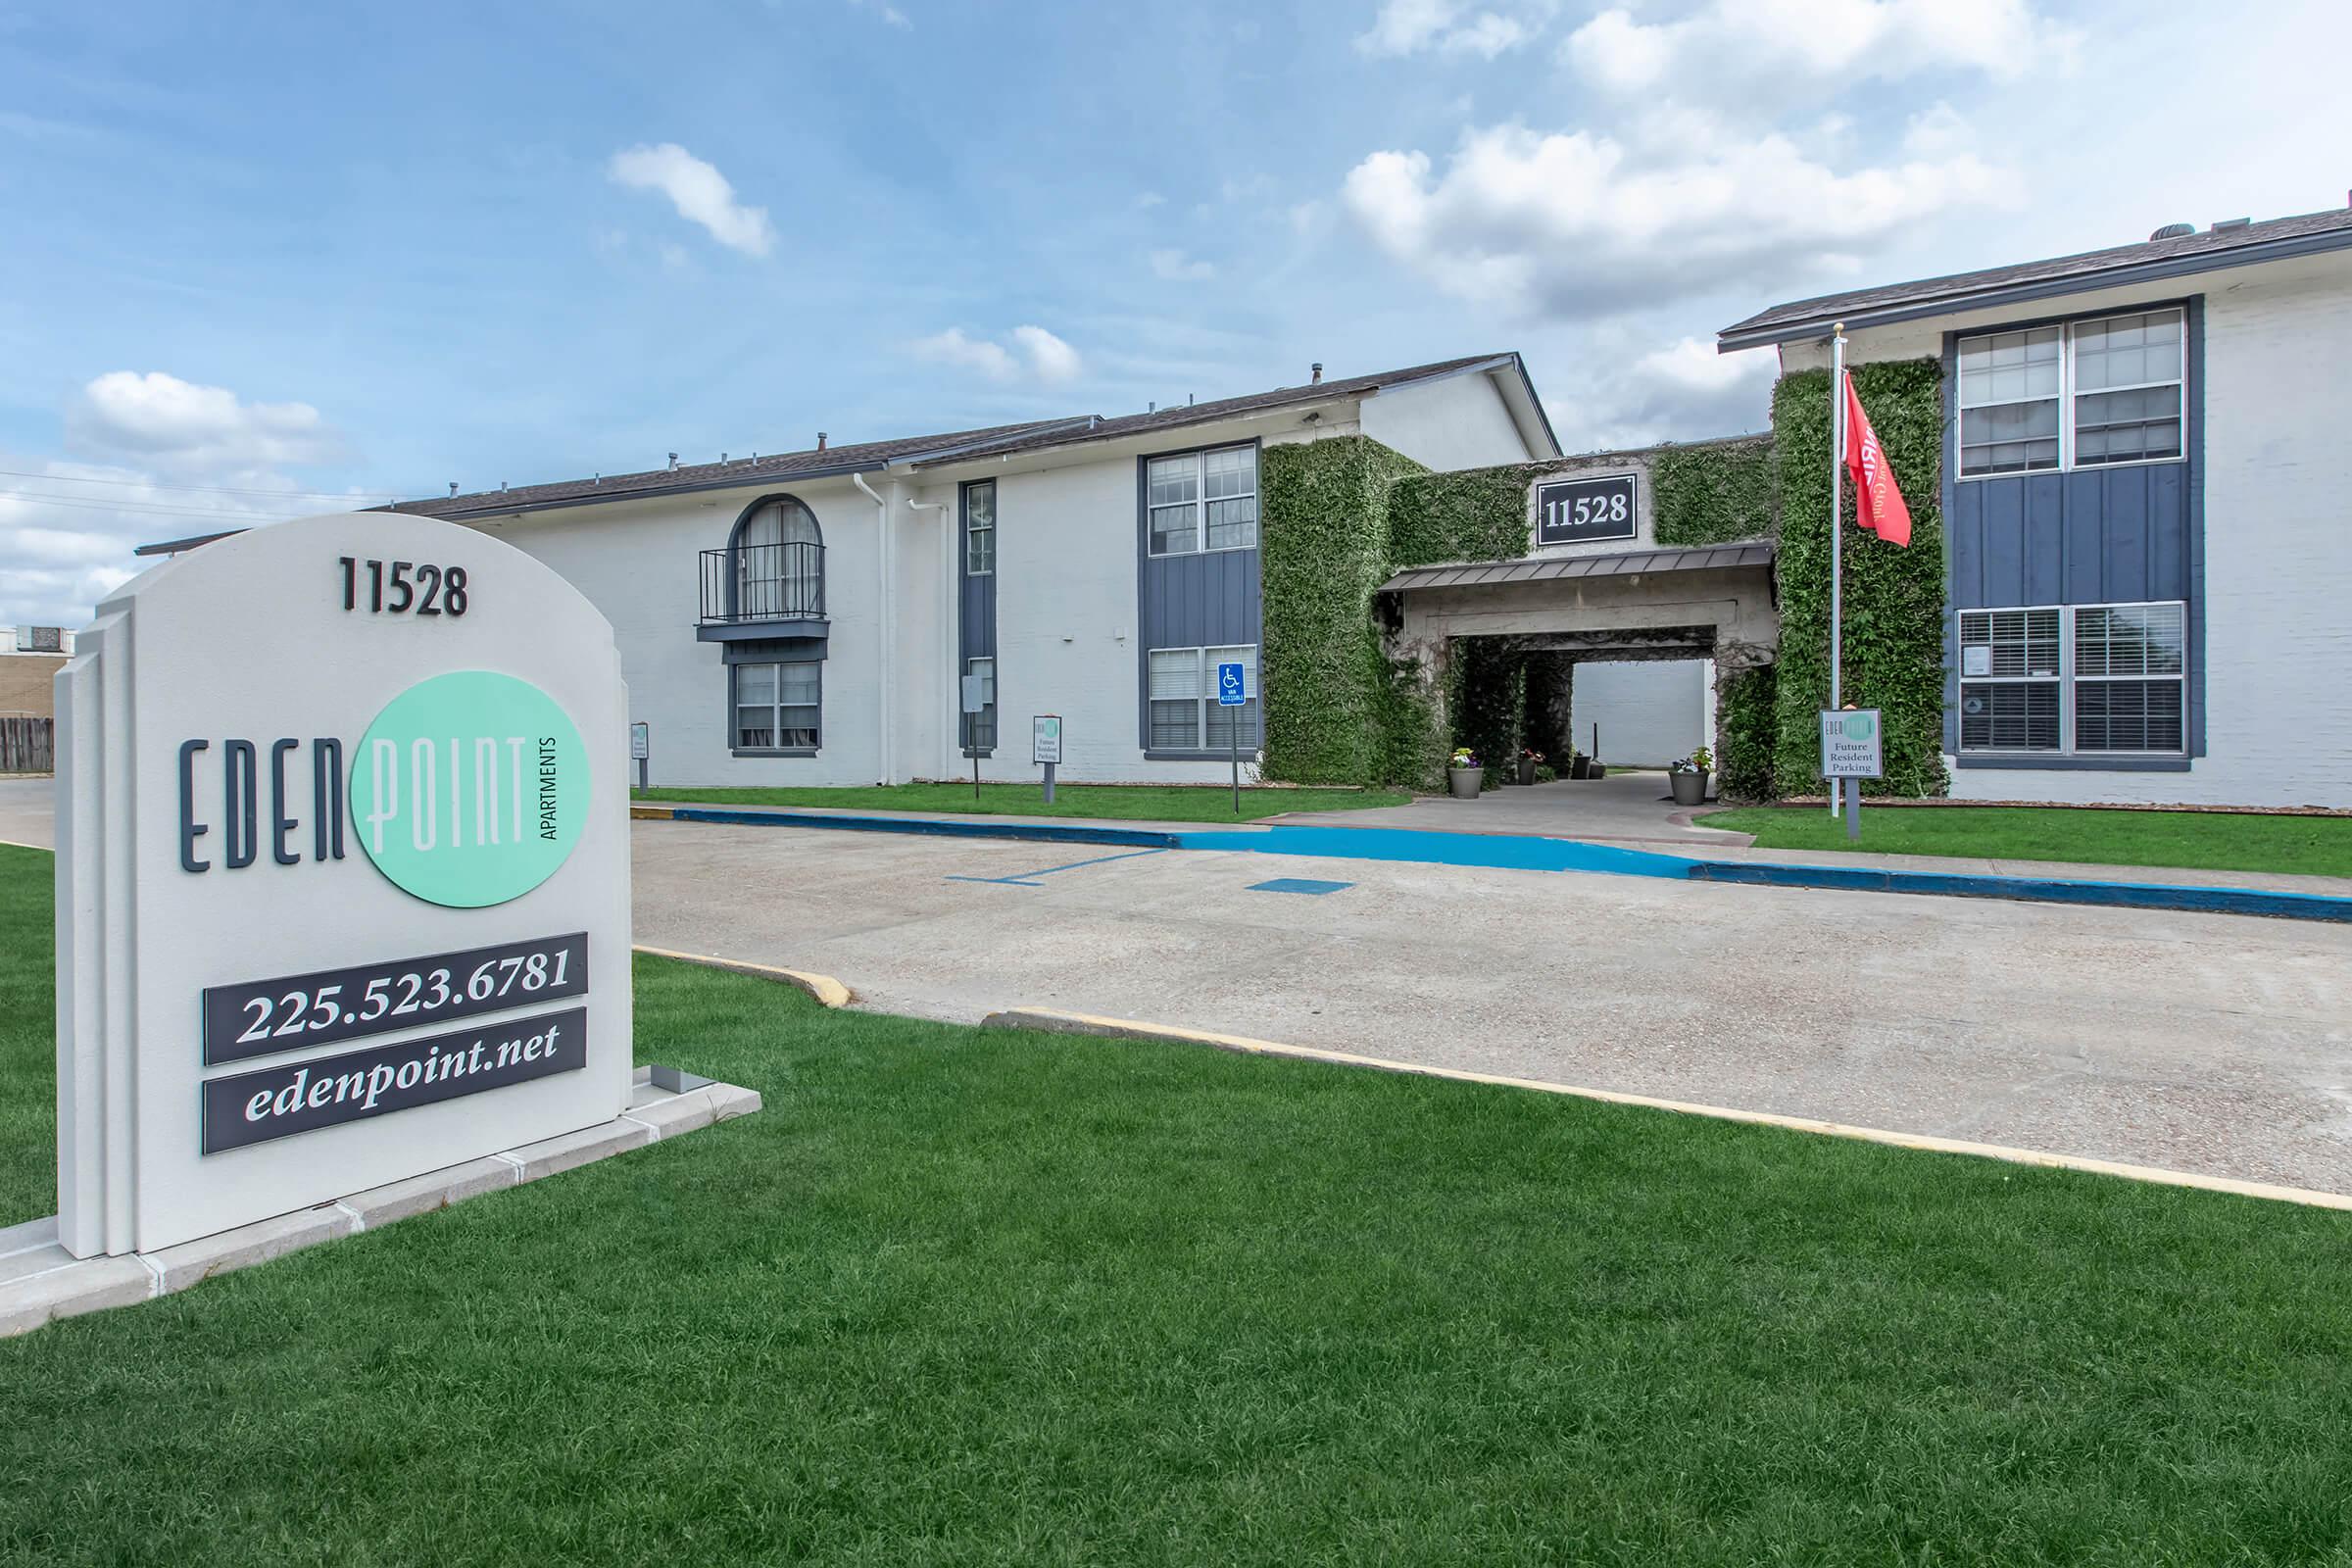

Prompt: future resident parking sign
xmin=54 ymin=512 xmax=633 ymax=1257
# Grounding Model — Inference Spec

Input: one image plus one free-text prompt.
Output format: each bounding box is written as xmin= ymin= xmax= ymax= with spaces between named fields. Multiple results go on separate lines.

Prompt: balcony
xmin=698 ymin=542 xmax=826 ymax=641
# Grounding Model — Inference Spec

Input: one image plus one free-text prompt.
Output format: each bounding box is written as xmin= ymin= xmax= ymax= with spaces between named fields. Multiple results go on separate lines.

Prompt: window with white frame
xmin=1147 ymin=644 xmax=1258 ymax=751
xmin=1147 ymin=445 xmax=1257 ymax=556
xmin=964 ymin=480 xmax=995 ymax=576
xmin=1958 ymin=601 xmax=2183 ymax=755
xmin=964 ymin=657 xmax=996 ymax=751
xmin=734 ymin=661 xmax=820 ymax=751
xmin=1957 ymin=309 xmax=2184 ymax=477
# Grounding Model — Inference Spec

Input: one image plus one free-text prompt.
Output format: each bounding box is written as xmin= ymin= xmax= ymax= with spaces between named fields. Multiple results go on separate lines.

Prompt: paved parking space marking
xmin=944 ymin=847 xmax=1170 ymax=888
xmin=1249 ymin=878 xmax=1354 ymax=895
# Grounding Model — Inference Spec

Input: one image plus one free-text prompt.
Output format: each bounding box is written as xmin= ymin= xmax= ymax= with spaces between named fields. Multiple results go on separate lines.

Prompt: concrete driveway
xmin=633 ymin=817 xmax=2352 ymax=1196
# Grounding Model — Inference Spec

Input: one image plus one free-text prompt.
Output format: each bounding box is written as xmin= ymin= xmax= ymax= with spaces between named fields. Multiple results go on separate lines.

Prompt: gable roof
xmin=135 ymin=350 xmax=1557 ymax=553
xmin=910 ymin=353 xmax=1554 ymax=466
xmin=378 ymin=416 xmax=1085 ymax=525
xmin=1718 ymin=206 xmax=2352 ymax=351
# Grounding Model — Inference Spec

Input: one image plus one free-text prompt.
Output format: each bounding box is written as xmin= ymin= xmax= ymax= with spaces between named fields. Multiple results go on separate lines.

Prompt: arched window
xmin=732 ymin=496 xmax=823 ymax=619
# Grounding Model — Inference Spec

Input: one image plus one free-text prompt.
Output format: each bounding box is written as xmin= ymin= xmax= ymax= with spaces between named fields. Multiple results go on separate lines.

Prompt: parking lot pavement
xmin=633 ymin=817 xmax=2352 ymax=1196
xmin=0 ymin=776 xmax=53 ymax=849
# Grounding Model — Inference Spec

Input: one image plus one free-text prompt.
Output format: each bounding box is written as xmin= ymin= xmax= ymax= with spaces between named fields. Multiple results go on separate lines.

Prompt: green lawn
xmin=1698 ymin=805 xmax=2352 ymax=879
xmin=6 ymin=843 xmax=2352 ymax=1563
xmin=634 ymin=780 xmax=1407 ymax=821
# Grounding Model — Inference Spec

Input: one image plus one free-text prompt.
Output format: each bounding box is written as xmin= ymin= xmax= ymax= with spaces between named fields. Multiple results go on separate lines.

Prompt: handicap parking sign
xmin=1216 ymin=661 xmax=1247 ymax=707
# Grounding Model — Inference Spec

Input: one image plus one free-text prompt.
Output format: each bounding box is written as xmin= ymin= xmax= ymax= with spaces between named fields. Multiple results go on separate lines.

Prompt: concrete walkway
xmin=1277 ymin=769 xmax=1744 ymax=846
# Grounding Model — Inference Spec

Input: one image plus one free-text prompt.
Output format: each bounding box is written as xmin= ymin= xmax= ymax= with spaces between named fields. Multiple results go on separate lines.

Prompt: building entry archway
xmin=1377 ymin=542 xmax=1779 ymax=782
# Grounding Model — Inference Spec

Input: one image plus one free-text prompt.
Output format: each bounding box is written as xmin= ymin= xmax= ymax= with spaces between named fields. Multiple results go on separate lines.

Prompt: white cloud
xmin=1565 ymin=0 xmax=2078 ymax=104
xmin=1340 ymin=120 xmax=2009 ymax=318
xmin=607 ymin=143 xmax=775 ymax=257
xmin=911 ymin=327 xmax=1020 ymax=381
xmin=1010 ymin=325 xmax=1083 ymax=384
xmin=910 ymin=325 xmax=1084 ymax=385
xmin=0 ymin=459 xmax=374 ymax=629
xmin=1356 ymin=0 xmax=1552 ymax=58
xmin=67 ymin=371 xmax=343 ymax=477
xmin=1150 ymin=248 xmax=1216 ymax=281
xmin=848 ymin=0 xmax=910 ymax=25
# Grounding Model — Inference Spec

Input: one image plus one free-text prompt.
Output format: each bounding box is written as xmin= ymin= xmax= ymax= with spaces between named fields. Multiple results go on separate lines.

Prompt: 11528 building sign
xmin=1535 ymin=473 xmax=1639 ymax=547
xmin=55 ymin=511 xmax=632 ymax=1258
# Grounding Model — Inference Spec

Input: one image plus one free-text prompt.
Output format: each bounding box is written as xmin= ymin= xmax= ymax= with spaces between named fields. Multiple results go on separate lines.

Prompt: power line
xmin=0 ymin=467 xmax=410 ymax=503
xmin=0 ymin=489 xmax=337 ymax=524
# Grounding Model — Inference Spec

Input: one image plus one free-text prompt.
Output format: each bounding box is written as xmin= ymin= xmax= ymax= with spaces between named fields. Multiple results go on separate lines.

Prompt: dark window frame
xmin=729 ymin=657 xmax=822 ymax=757
xmin=722 ymin=492 xmax=826 ymax=622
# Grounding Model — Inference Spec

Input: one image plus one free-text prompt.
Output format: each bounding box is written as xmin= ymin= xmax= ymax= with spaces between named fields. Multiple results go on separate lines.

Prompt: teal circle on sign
xmin=349 ymin=669 xmax=588 ymax=907
xmin=1845 ymin=711 xmax=1876 ymax=741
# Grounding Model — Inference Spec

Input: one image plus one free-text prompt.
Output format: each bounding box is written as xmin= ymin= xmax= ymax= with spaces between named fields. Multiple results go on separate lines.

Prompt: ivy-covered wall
xmin=1270 ymin=429 xmax=1815 ymax=789
xmin=1715 ymin=662 xmax=1779 ymax=801
xmin=1257 ymin=436 xmax=1426 ymax=785
xmin=1651 ymin=435 xmax=1778 ymax=547
xmin=1769 ymin=361 xmax=1949 ymax=798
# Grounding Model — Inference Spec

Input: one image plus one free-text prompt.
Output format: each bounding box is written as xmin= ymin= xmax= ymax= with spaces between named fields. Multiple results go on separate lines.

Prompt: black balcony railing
xmin=699 ymin=542 xmax=826 ymax=625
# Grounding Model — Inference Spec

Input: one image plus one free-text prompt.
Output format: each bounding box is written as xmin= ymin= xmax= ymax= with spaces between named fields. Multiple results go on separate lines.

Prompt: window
xmin=964 ymin=657 xmax=996 ymax=752
xmin=733 ymin=498 xmax=824 ymax=618
xmin=964 ymin=481 xmax=995 ymax=576
xmin=734 ymin=661 xmax=820 ymax=751
xmin=1957 ymin=309 xmax=2183 ymax=477
xmin=1147 ymin=645 xmax=1258 ymax=751
xmin=1146 ymin=445 xmax=1257 ymax=556
xmin=1958 ymin=602 xmax=2183 ymax=756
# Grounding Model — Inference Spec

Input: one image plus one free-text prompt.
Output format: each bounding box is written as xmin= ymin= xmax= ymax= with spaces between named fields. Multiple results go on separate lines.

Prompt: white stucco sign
xmin=54 ymin=513 xmax=633 ymax=1257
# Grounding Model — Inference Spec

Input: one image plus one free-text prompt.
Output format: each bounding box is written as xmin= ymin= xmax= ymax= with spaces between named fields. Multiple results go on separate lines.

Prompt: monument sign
xmin=55 ymin=512 xmax=633 ymax=1257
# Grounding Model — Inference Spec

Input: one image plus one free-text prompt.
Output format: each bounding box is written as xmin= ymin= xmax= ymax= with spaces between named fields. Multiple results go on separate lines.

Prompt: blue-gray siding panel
xmin=1940 ymin=295 xmax=2204 ymax=760
xmin=959 ymin=571 xmax=995 ymax=661
xmin=1132 ymin=444 xmax=1264 ymax=751
xmin=1141 ymin=549 xmax=1261 ymax=651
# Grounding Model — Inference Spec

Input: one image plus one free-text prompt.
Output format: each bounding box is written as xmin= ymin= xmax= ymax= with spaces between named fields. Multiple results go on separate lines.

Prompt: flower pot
xmin=1516 ymin=760 xmax=1538 ymax=786
xmin=1670 ymin=769 xmax=1708 ymax=807
xmin=1447 ymin=766 xmax=1484 ymax=799
xmin=1570 ymin=757 xmax=1591 ymax=780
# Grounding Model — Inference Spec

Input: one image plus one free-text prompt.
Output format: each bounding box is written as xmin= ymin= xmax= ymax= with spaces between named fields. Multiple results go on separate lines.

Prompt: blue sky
xmin=3 ymin=0 xmax=2347 ymax=625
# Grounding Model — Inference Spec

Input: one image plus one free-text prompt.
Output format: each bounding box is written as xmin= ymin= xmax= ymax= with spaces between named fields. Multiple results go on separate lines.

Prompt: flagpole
xmin=1829 ymin=322 xmax=1845 ymax=816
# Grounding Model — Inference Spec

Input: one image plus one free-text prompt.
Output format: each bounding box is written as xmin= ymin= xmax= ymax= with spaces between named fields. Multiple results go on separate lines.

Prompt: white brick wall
xmin=1809 ymin=249 xmax=2352 ymax=807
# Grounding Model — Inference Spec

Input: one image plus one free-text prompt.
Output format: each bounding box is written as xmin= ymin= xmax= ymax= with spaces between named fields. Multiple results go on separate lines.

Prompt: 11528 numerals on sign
xmin=201 ymin=933 xmax=587 ymax=1065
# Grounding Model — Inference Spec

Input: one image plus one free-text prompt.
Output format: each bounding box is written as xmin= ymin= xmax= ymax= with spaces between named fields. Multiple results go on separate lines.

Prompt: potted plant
xmin=1447 ymin=747 xmax=1484 ymax=799
xmin=1516 ymin=748 xmax=1543 ymax=786
xmin=1668 ymin=746 xmax=1712 ymax=806
xmin=1569 ymin=748 xmax=1591 ymax=780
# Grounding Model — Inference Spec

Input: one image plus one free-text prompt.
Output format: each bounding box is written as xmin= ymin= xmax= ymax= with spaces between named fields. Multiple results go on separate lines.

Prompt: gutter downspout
xmin=851 ymin=468 xmax=895 ymax=785
xmin=905 ymin=493 xmax=956 ymax=778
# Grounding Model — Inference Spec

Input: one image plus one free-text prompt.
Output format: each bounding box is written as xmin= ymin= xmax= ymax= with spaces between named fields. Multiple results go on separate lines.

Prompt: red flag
xmin=1841 ymin=373 xmax=1912 ymax=547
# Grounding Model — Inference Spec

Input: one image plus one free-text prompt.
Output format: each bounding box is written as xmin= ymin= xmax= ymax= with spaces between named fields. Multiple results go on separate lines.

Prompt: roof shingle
xmin=1719 ymin=207 xmax=2352 ymax=349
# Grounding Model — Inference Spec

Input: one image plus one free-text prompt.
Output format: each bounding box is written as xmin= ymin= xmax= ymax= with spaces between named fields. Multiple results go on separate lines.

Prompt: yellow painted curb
xmin=980 ymin=1006 xmax=2352 ymax=1213
xmin=632 ymin=945 xmax=853 ymax=1008
xmin=629 ymin=805 xmax=676 ymax=821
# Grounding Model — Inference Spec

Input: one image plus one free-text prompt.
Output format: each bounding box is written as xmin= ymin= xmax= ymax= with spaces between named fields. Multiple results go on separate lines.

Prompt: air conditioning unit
xmin=17 ymin=626 xmax=65 ymax=653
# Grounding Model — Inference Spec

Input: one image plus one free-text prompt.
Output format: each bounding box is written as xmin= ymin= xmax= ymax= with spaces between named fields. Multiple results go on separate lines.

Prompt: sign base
xmin=1 ymin=1067 xmax=759 ymax=1339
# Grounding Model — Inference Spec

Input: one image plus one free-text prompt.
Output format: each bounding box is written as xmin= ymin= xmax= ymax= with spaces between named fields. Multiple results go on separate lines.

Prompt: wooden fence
xmin=0 ymin=715 xmax=54 ymax=773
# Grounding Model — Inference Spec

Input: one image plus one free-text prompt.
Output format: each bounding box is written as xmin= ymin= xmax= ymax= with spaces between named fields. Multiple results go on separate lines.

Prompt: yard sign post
xmin=629 ymin=721 xmax=650 ymax=792
xmin=1033 ymin=713 xmax=1061 ymax=805
xmin=960 ymin=672 xmax=988 ymax=802
xmin=1216 ymin=660 xmax=1247 ymax=816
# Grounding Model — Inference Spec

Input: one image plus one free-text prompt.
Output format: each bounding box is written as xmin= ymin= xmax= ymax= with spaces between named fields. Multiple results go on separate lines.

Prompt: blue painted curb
xmin=1686 ymin=859 xmax=2352 ymax=923
xmin=662 ymin=807 xmax=1182 ymax=851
